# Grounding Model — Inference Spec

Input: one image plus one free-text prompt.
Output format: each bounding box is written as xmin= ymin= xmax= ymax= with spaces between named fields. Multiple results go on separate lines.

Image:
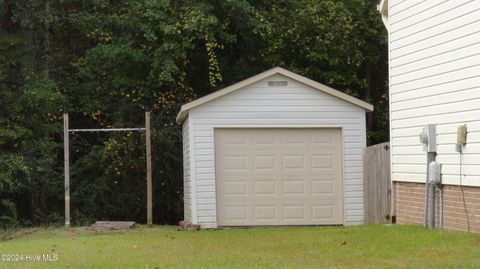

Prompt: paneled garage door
xmin=215 ymin=128 xmax=343 ymax=226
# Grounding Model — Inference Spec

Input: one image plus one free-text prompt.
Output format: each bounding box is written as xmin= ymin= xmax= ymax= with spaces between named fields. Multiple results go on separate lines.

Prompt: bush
xmin=0 ymin=200 xmax=18 ymax=228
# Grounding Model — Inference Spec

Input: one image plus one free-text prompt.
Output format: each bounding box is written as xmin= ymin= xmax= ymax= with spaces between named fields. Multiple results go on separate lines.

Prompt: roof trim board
xmin=377 ymin=0 xmax=389 ymax=29
xmin=377 ymin=0 xmax=388 ymax=14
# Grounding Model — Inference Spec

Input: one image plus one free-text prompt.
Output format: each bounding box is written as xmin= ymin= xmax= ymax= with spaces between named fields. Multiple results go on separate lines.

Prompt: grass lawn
xmin=0 ymin=225 xmax=479 ymax=269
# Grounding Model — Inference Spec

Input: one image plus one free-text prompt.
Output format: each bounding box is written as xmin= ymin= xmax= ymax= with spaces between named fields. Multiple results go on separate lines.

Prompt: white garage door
xmin=215 ymin=128 xmax=344 ymax=226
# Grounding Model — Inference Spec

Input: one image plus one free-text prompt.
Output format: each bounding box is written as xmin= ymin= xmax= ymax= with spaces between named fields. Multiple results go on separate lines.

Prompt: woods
xmin=0 ymin=0 xmax=387 ymax=226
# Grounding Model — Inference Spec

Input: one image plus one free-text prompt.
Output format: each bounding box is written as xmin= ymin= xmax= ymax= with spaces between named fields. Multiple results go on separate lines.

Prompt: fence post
xmin=64 ymin=112 xmax=70 ymax=228
xmin=145 ymin=112 xmax=152 ymax=226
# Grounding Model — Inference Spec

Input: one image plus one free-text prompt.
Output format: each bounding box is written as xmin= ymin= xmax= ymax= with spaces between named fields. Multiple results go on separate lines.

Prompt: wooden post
xmin=63 ymin=113 xmax=70 ymax=228
xmin=145 ymin=112 xmax=152 ymax=226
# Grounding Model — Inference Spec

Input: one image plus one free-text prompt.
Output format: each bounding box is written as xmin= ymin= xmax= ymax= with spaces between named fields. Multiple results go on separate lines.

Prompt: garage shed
xmin=177 ymin=67 xmax=373 ymax=228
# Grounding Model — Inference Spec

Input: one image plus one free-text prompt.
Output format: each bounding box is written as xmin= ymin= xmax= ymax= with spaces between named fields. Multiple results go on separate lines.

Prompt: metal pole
xmin=428 ymin=162 xmax=436 ymax=228
xmin=68 ymin=128 xmax=145 ymax=132
xmin=439 ymin=186 xmax=444 ymax=229
xmin=63 ymin=113 xmax=70 ymax=228
xmin=145 ymin=112 xmax=152 ymax=226
xmin=425 ymin=152 xmax=435 ymax=228
xmin=423 ymin=124 xmax=437 ymax=228
xmin=424 ymin=161 xmax=430 ymax=227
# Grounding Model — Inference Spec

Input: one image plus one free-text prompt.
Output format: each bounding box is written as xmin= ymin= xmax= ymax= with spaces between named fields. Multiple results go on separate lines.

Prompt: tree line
xmin=0 ymin=0 xmax=387 ymax=226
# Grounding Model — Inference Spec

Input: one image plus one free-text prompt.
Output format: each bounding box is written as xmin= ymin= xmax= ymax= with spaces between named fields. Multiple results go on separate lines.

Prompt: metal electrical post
xmin=425 ymin=152 xmax=436 ymax=228
xmin=427 ymin=153 xmax=436 ymax=228
xmin=421 ymin=124 xmax=437 ymax=228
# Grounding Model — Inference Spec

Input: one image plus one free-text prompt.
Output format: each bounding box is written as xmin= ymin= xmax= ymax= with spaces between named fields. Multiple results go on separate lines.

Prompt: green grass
xmin=0 ymin=225 xmax=479 ymax=269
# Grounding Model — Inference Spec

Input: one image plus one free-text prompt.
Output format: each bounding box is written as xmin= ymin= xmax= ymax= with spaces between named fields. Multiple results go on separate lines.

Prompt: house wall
xmin=182 ymin=117 xmax=192 ymax=222
xmin=188 ymin=74 xmax=367 ymax=228
xmin=395 ymin=181 xmax=480 ymax=233
xmin=388 ymin=0 xmax=480 ymax=186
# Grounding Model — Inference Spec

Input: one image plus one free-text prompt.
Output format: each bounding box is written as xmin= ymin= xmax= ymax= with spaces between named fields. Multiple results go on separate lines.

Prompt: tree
xmin=251 ymin=0 xmax=388 ymax=143
xmin=0 ymin=0 xmax=64 ymax=225
xmin=0 ymin=0 xmax=388 ymax=226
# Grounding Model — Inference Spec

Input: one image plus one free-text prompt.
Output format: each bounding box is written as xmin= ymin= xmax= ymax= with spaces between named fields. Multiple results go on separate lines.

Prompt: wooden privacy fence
xmin=363 ymin=142 xmax=392 ymax=224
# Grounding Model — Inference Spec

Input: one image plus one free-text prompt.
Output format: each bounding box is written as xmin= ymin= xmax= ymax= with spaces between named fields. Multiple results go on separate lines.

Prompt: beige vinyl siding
xmin=388 ymin=0 xmax=480 ymax=186
xmin=189 ymin=74 xmax=367 ymax=228
xmin=182 ymin=117 xmax=192 ymax=222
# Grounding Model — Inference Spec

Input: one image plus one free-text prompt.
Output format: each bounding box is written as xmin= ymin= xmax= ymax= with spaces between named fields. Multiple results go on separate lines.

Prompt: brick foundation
xmin=395 ymin=181 xmax=480 ymax=232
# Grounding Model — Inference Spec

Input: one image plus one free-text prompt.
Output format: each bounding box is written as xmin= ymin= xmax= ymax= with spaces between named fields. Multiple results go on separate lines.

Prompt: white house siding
xmin=182 ymin=117 xmax=192 ymax=222
xmin=388 ymin=0 xmax=480 ymax=186
xmin=188 ymin=74 xmax=367 ymax=228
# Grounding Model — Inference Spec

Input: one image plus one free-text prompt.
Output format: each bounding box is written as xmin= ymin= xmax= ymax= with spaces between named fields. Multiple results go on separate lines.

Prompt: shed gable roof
xmin=176 ymin=67 xmax=374 ymax=123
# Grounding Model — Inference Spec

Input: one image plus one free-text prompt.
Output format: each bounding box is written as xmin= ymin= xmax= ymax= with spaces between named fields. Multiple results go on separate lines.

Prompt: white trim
xmin=359 ymin=112 xmax=367 ymax=224
xmin=377 ymin=0 xmax=388 ymax=13
xmin=339 ymin=127 xmax=346 ymax=226
xmin=176 ymin=67 xmax=374 ymax=123
xmin=211 ymin=124 xmax=346 ymax=129
xmin=377 ymin=0 xmax=389 ymax=30
xmin=188 ymin=115 xmax=198 ymax=224
xmin=212 ymin=129 xmax=219 ymax=228
xmin=387 ymin=0 xmax=394 ymax=198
